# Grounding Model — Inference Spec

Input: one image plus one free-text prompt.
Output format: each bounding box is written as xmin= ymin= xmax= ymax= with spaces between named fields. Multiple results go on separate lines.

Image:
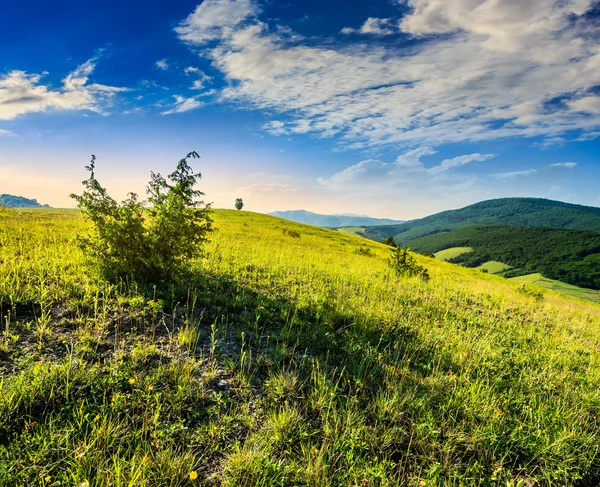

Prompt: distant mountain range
xmin=0 ymin=194 xmax=51 ymax=208
xmin=269 ymin=210 xmax=404 ymax=228
xmin=350 ymin=198 xmax=600 ymax=244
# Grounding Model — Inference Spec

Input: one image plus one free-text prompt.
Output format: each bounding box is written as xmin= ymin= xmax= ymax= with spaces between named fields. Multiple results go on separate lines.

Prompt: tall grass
xmin=0 ymin=208 xmax=599 ymax=486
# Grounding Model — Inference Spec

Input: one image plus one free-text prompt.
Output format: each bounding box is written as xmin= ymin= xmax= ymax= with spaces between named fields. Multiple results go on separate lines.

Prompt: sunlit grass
xmin=433 ymin=246 xmax=473 ymax=261
xmin=1 ymin=208 xmax=599 ymax=486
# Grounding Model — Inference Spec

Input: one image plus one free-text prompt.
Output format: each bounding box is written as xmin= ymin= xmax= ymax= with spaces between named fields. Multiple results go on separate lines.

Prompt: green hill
xmin=1 ymin=209 xmax=600 ymax=485
xmin=359 ymin=198 xmax=600 ymax=244
xmin=408 ymin=225 xmax=600 ymax=290
xmin=0 ymin=193 xmax=50 ymax=208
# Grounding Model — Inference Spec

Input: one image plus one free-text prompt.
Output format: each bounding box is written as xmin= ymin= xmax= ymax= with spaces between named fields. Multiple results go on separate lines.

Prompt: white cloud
xmin=184 ymin=67 xmax=213 ymax=90
xmin=341 ymin=18 xmax=397 ymax=36
xmin=429 ymin=153 xmax=496 ymax=174
xmin=161 ymin=95 xmax=204 ymax=115
xmin=0 ymin=58 xmax=127 ymax=120
xmin=176 ymin=0 xmax=600 ymax=148
xmin=491 ymin=169 xmax=538 ymax=179
xmin=550 ymin=162 xmax=578 ymax=168
xmin=318 ymin=147 xmax=494 ymax=189
xmin=0 ymin=129 xmax=15 ymax=137
xmin=568 ymin=95 xmax=600 ymax=115
xmin=155 ymin=59 xmax=169 ymax=70
xmin=175 ymin=0 xmax=259 ymax=45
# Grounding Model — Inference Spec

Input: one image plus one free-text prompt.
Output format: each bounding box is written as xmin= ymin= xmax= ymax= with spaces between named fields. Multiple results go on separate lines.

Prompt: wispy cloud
xmin=491 ymin=169 xmax=538 ymax=179
xmin=184 ymin=67 xmax=213 ymax=90
xmin=155 ymin=59 xmax=169 ymax=70
xmin=341 ymin=18 xmax=397 ymax=36
xmin=0 ymin=129 xmax=15 ymax=137
xmin=318 ymin=147 xmax=493 ymax=189
xmin=0 ymin=58 xmax=127 ymax=120
xmin=175 ymin=0 xmax=600 ymax=149
xmin=550 ymin=162 xmax=577 ymax=168
xmin=161 ymin=95 xmax=204 ymax=115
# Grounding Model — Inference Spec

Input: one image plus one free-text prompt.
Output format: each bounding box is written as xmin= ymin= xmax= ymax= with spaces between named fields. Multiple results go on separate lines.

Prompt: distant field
xmin=511 ymin=273 xmax=600 ymax=304
xmin=476 ymin=261 xmax=511 ymax=273
xmin=337 ymin=226 xmax=365 ymax=235
xmin=434 ymin=246 xmax=473 ymax=261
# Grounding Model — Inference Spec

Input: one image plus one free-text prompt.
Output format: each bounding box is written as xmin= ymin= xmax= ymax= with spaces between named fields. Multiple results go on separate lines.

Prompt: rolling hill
xmin=269 ymin=209 xmax=404 ymax=228
xmin=354 ymin=198 xmax=600 ymax=244
xmin=1 ymin=209 xmax=600 ymax=485
xmin=0 ymin=194 xmax=50 ymax=208
xmin=408 ymin=225 xmax=600 ymax=290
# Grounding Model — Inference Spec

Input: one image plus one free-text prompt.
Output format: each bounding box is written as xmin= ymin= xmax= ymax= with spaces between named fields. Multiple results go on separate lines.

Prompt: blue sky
xmin=1 ymin=0 xmax=599 ymax=219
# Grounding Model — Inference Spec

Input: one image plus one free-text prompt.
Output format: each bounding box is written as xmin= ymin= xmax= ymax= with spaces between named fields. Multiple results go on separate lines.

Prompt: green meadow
xmin=433 ymin=247 xmax=473 ymax=261
xmin=511 ymin=273 xmax=600 ymax=305
xmin=1 ymin=208 xmax=600 ymax=486
xmin=475 ymin=262 xmax=511 ymax=274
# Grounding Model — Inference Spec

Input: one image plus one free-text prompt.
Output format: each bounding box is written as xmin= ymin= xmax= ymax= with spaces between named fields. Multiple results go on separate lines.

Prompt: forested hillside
xmin=409 ymin=225 xmax=600 ymax=289
xmin=0 ymin=194 xmax=50 ymax=208
xmin=358 ymin=198 xmax=600 ymax=244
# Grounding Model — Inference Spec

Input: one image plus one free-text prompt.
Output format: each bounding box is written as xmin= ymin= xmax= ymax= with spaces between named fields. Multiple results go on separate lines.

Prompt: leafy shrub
xmin=383 ymin=236 xmax=398 ymax=247
xmin=282 ymin=229 xmax=300 ymax=238
xmin=235 ymin=198 xmax=244 ymax=210
xmin=388 ymin=246 xmax=429 ymax=280
xmin=70 ymin=152 xmax=213 ymax=283
xmin=353 ymin=246 xmax=373 ymax=257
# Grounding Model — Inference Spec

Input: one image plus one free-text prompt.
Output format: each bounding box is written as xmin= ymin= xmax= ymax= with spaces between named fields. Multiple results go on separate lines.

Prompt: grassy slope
xmin=512 ymin=273 xmax=600 ymax=304
xmin=360 ymin=198 xmax=600 ymax=244
xmin=433 ymin=247 xmax=473 ymax=261
xmin=476 ymin=261 xmax=511 ymax=274
xmin=1 ymin=209 xmax=600 ymax=486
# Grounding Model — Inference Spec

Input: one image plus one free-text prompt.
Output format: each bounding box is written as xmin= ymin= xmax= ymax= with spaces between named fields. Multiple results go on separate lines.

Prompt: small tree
xmin=383 ymin=236 xmax=397 ymax=247
xmin=388 ymin=246 xmax=429 ymax=280
xmin=235 ymin=198 xmax=244 ymax=211
xmin=70 ymin=152 xmax=213 ymax=283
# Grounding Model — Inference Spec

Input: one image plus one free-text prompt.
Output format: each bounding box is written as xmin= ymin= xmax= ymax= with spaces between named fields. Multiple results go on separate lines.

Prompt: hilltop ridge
xmin=353 ymin=197 xmax=600 ymax=243
xmin=0 ymin=194 xmax=50 ymax=208
xmin=269 ymin=209 xmax=404 ymax=228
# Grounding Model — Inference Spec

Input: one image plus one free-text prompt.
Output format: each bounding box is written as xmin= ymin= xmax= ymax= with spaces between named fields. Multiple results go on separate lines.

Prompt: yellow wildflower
xmin=189 ymin=471 xmax=198 ymax=481
xmin=129 ymin=378 xmax=135 ymax=385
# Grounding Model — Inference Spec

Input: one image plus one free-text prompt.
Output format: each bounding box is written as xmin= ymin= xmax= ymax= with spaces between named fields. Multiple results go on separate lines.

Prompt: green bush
xmin=70 ymin=152 xmax=213 ymax=283
xmin=383 ymin=236 xmax=397 ymax=247
xmin=282 ymin=229 xmax=300 ymax=238
xmin=388 ymin=246 xmax=429 ymax=280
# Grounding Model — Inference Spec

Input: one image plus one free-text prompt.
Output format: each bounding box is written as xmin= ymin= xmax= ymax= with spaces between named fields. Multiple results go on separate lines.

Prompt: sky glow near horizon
xmin=1 ymin=0 xmax=599 ymax=219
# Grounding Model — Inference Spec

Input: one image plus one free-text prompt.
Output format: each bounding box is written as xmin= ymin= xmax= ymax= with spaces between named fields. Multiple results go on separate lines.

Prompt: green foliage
xmin=383 ymin=236 xmax=397 ymax=247
xmin=70 ymin=152 xmax=213 ymax=283
xmin=388 ymin=246 xmax=430 ymax=280
xmin=282 ymin=228 xmax=300 ymax=238
xmin=362 ymin=197 xmax=600 ymax=244
xmin=353 ymin=246 xmax=373 ymax=257
xmin=235 ymin=198 xmax=244 ymax=211
xmin=409 ymin=225 xmax=600 ymax=290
